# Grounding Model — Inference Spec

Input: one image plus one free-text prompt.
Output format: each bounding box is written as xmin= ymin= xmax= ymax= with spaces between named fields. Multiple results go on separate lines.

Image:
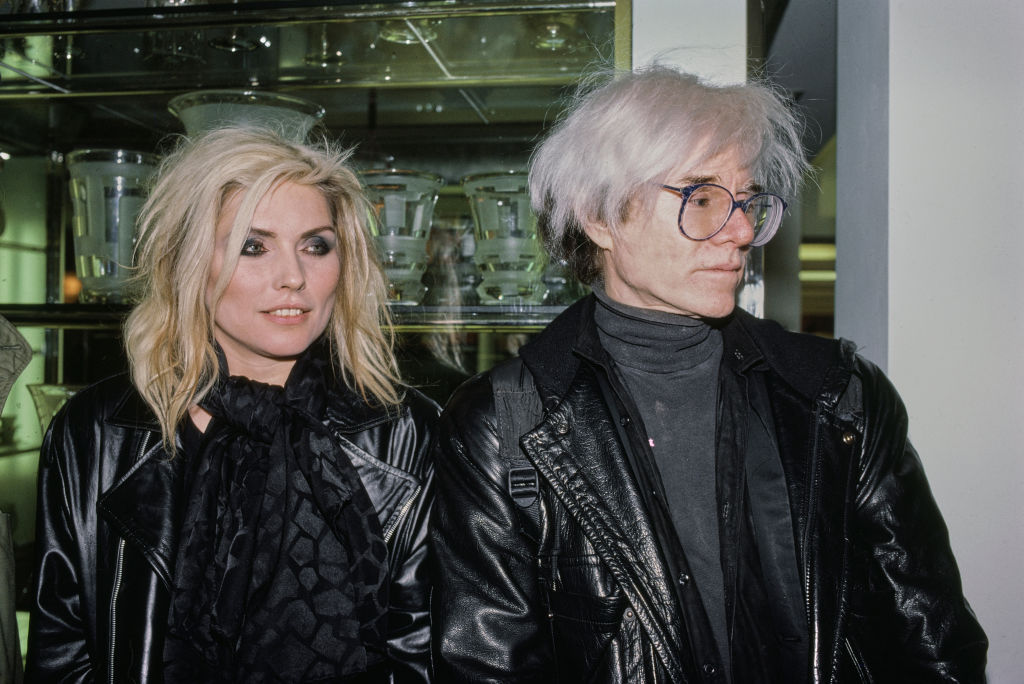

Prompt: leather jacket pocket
xmin=541 ymin=554 xmax=630 ymax=679
xmin=548 ymin=588 xmax=627 ymax=629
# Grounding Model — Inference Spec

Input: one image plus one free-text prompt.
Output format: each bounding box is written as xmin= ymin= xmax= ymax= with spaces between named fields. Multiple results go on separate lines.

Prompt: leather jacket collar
xmin=97 ymin=374 xmax=407 ymax=590
xmin=521 ymin=295 xmax=842 ymax=406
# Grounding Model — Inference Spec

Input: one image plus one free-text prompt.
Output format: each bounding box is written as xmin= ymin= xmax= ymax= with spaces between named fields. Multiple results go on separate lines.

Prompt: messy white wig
xmin=529 ymin=64 xmax=810 ymax=283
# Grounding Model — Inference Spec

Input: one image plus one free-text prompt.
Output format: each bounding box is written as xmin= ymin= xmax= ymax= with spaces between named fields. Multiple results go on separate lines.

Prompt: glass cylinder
xmin=463 ymin=171 xmax=544 ymax=305
xmin=67 ymin=149 xmax=158 ymax=304
xmin=360 ymin=169 xmax=444 ymax=305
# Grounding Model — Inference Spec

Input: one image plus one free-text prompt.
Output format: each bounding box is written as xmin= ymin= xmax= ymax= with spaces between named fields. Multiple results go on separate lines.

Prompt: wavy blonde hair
xmin=124 ymin=127 xmax=400 ymax=453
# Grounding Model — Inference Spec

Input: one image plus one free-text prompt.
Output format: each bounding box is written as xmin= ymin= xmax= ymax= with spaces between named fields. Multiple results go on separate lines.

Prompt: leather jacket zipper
xmin=802 ymin=418 xmax=822 ymax=631
xmin=109 ymin=432 xmax=152 ymax=682
xmin=108 ymin=538 xmax=126 ymax=684
xmin=383 ymin=484 xmax=421 ymax=544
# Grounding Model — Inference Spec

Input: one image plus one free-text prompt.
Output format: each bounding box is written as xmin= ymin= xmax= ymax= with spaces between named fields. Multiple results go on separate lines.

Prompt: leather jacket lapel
xmin=520 ymin=367 xmax=687 ymax=680
xmin=98 ymin=392 xmax=183 ymax=589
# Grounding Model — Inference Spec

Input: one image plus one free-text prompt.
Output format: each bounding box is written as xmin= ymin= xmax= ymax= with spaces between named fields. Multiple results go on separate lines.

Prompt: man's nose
xmin=715 ymin=205 xmax=755 ymax=246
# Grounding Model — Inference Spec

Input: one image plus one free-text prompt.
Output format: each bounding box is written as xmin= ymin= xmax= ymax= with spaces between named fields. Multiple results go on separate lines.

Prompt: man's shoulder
xmin=727 ymin=310 xmax=848 ymax=400
xmin=518 ymin=296 xmax=592 ymax=393
xmin=442 ymin=369 xmax=500 ymax=425
xmin=730 ymin=310 xmax=837 ymax=356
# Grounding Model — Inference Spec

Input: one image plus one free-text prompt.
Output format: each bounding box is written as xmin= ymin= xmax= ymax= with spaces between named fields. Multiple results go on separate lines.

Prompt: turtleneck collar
xmin=592 ymin=281 xmax=721 ymax=373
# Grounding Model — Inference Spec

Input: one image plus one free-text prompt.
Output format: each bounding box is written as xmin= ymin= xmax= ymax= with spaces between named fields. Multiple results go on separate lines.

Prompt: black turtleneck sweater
xmin=592 ymin=285 xmax=730 ymax=676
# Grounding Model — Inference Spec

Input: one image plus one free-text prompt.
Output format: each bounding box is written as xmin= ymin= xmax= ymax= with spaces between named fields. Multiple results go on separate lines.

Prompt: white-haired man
xmin=430 ymin=66 xmax=987 ymax=683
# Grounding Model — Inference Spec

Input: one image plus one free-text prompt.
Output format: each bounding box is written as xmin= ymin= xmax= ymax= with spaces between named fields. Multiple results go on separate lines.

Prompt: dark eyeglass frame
xmin=660 ymin=183 xmax=788 ymax=247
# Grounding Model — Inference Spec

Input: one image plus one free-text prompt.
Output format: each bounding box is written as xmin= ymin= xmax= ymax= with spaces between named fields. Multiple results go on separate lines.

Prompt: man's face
xmin=589 ymin=147 xmax=758 ymax=319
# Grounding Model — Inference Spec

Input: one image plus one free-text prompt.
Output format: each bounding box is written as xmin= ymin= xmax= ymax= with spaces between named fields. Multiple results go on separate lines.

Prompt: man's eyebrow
xmin=680 ymin=175 xmax=765 ymax=194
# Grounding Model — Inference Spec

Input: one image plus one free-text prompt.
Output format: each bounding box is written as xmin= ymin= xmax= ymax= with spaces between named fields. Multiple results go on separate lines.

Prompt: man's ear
xmin=582 ymin=219 xmax=614 ymax=251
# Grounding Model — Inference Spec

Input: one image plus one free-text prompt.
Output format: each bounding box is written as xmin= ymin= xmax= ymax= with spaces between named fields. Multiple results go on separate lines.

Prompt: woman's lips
xmin=266 ymin=307 xmax=306 ymax=317
xmin=263 ymin=307 xmax=310 ymax=323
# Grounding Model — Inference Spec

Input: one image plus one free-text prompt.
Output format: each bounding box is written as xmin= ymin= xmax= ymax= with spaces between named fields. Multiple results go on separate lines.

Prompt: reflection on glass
xmin=144 ymin=0 xmax=206 ymax=67
xmin=378 ymin=19 xmax=441 ymax=45
xmin=422 ymin=218 xmax=479 ymax=307
xmin=529 ymin=14 xmax=580 ymax=51
xmin=305 ymin=24 xmax=345 ymax=68
xmin=208 ymin=0 xmax=261 ymax=52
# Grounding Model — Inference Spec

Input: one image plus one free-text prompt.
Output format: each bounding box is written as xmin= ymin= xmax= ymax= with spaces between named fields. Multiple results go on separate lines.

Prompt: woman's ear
xmin=582 ymin=219 xmax=614 ymax=251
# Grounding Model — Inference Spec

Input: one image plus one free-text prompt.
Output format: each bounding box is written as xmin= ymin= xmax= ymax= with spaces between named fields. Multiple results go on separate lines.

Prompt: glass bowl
xmin=168 ymin=90 xmax=325 ymax=141
xmin=27 ymin=384 xmax=84 ymax=435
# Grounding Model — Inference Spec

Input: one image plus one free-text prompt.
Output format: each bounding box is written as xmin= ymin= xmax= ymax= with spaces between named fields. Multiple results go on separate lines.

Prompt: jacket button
xmin=619 ymin=416 xmax=630 ymax=427
xmin=703 ymin=663 xmax=718 ymax=676
xmin=842 ymin=431 xmax=856 ymax=445
xmin=624 ymin=608 xmax=635 ymax=620
xmin=556 ymin=421 xmax=570 ymax=435
xmin=678 ymin=573 xmax=691 ymax=586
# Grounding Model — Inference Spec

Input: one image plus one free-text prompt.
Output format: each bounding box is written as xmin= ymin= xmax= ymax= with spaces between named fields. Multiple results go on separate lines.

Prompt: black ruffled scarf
xmin=163 ymin=342 xmax=390 ymax=683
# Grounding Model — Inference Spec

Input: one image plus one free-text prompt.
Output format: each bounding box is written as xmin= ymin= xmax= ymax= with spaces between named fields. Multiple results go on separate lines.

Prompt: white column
xmin=836 ymin=2 xmax=1024 ymax=680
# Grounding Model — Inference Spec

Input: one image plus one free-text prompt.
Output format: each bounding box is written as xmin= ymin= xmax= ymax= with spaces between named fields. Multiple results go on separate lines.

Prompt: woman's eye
xmin=241 ymin=238 xmax=267 ymax=256
xmin=305 ymin=236 xmax=334 ymax=256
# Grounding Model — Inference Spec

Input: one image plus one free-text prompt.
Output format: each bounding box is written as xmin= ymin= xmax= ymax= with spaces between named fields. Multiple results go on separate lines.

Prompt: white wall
xmin=632 ymin=0 xmax=747 ymax=84
xmin=837 ymin=2 xmax=1024 ymax=680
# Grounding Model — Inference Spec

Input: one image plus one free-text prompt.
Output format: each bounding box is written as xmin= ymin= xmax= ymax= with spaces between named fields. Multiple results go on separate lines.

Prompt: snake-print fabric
xmin=163 ymin=342 xmax=389 ymax=682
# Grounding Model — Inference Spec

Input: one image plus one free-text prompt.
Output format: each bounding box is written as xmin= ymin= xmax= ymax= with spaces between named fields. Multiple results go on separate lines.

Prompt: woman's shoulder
xmin=40 ymin=373 xmax=151 ymax=479
xmin=54 ymin=373 xmax=142 ymax=427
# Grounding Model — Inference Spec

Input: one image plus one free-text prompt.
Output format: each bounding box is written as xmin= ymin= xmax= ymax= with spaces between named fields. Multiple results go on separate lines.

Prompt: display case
xmin=0 ymin=1 xmax=624 ymax=635
xmin=1 ymin=1 xmax=624 ymax=391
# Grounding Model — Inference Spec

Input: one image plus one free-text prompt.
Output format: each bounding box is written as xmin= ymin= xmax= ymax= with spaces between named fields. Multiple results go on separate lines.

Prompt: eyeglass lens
xmin=681 ymin=185 xmax=781 ymax=241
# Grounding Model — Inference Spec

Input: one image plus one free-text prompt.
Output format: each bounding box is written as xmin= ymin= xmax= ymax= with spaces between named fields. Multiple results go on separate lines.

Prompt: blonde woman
xmin=27 ymin=127 xmax=437 ymax=682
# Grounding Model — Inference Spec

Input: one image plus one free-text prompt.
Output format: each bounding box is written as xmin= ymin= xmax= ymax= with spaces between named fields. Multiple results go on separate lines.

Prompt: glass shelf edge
xmin=0 ymin=303 xmax=568 ymax=330
xmin=0 ymin=0 xmax=616 ymax=38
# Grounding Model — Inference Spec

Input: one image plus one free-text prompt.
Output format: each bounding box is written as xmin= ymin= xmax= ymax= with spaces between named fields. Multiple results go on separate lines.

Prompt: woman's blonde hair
xmin=124 ymin=126 xmax=400 ymax=453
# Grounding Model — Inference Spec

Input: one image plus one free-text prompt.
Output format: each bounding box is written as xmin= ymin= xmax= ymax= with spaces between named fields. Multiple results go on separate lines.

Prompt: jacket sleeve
xmin=25 ymin=411 xmax=95 ymax=683
xmin=845 ymin=358 xmax=988 ymax=682
xmin=429 ymin=373 xmax=554 ymax=683
xmin=383 ymin=393 xmax=439 ymax=684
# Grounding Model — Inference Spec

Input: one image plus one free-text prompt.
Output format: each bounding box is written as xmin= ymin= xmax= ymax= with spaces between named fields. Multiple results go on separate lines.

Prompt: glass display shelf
xmin=0 ymin=302 xmax=568 ymax=332
xmin=0 ymin=0 xmax=613 ymax=382
xmin=0 ymin=0 xmax=620 ymax=178
xmin=0 ymin=0 xmax=617 ymax=150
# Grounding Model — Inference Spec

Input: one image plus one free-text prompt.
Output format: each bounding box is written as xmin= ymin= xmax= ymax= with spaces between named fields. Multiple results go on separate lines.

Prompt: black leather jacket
xmin=26 ymin=372 xmax=438 ymax=683
xmin=431 ymin=296 xmax=987 ymax=683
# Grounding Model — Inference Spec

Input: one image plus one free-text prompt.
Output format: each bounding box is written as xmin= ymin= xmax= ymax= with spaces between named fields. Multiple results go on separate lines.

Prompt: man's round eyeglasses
xmin=660 ymin=183 xmax=788 ymax=247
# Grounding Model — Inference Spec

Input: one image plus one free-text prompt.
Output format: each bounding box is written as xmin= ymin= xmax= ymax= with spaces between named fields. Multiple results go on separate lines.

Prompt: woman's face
xmin=208 ymin=181 xmax=340 ymax=385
